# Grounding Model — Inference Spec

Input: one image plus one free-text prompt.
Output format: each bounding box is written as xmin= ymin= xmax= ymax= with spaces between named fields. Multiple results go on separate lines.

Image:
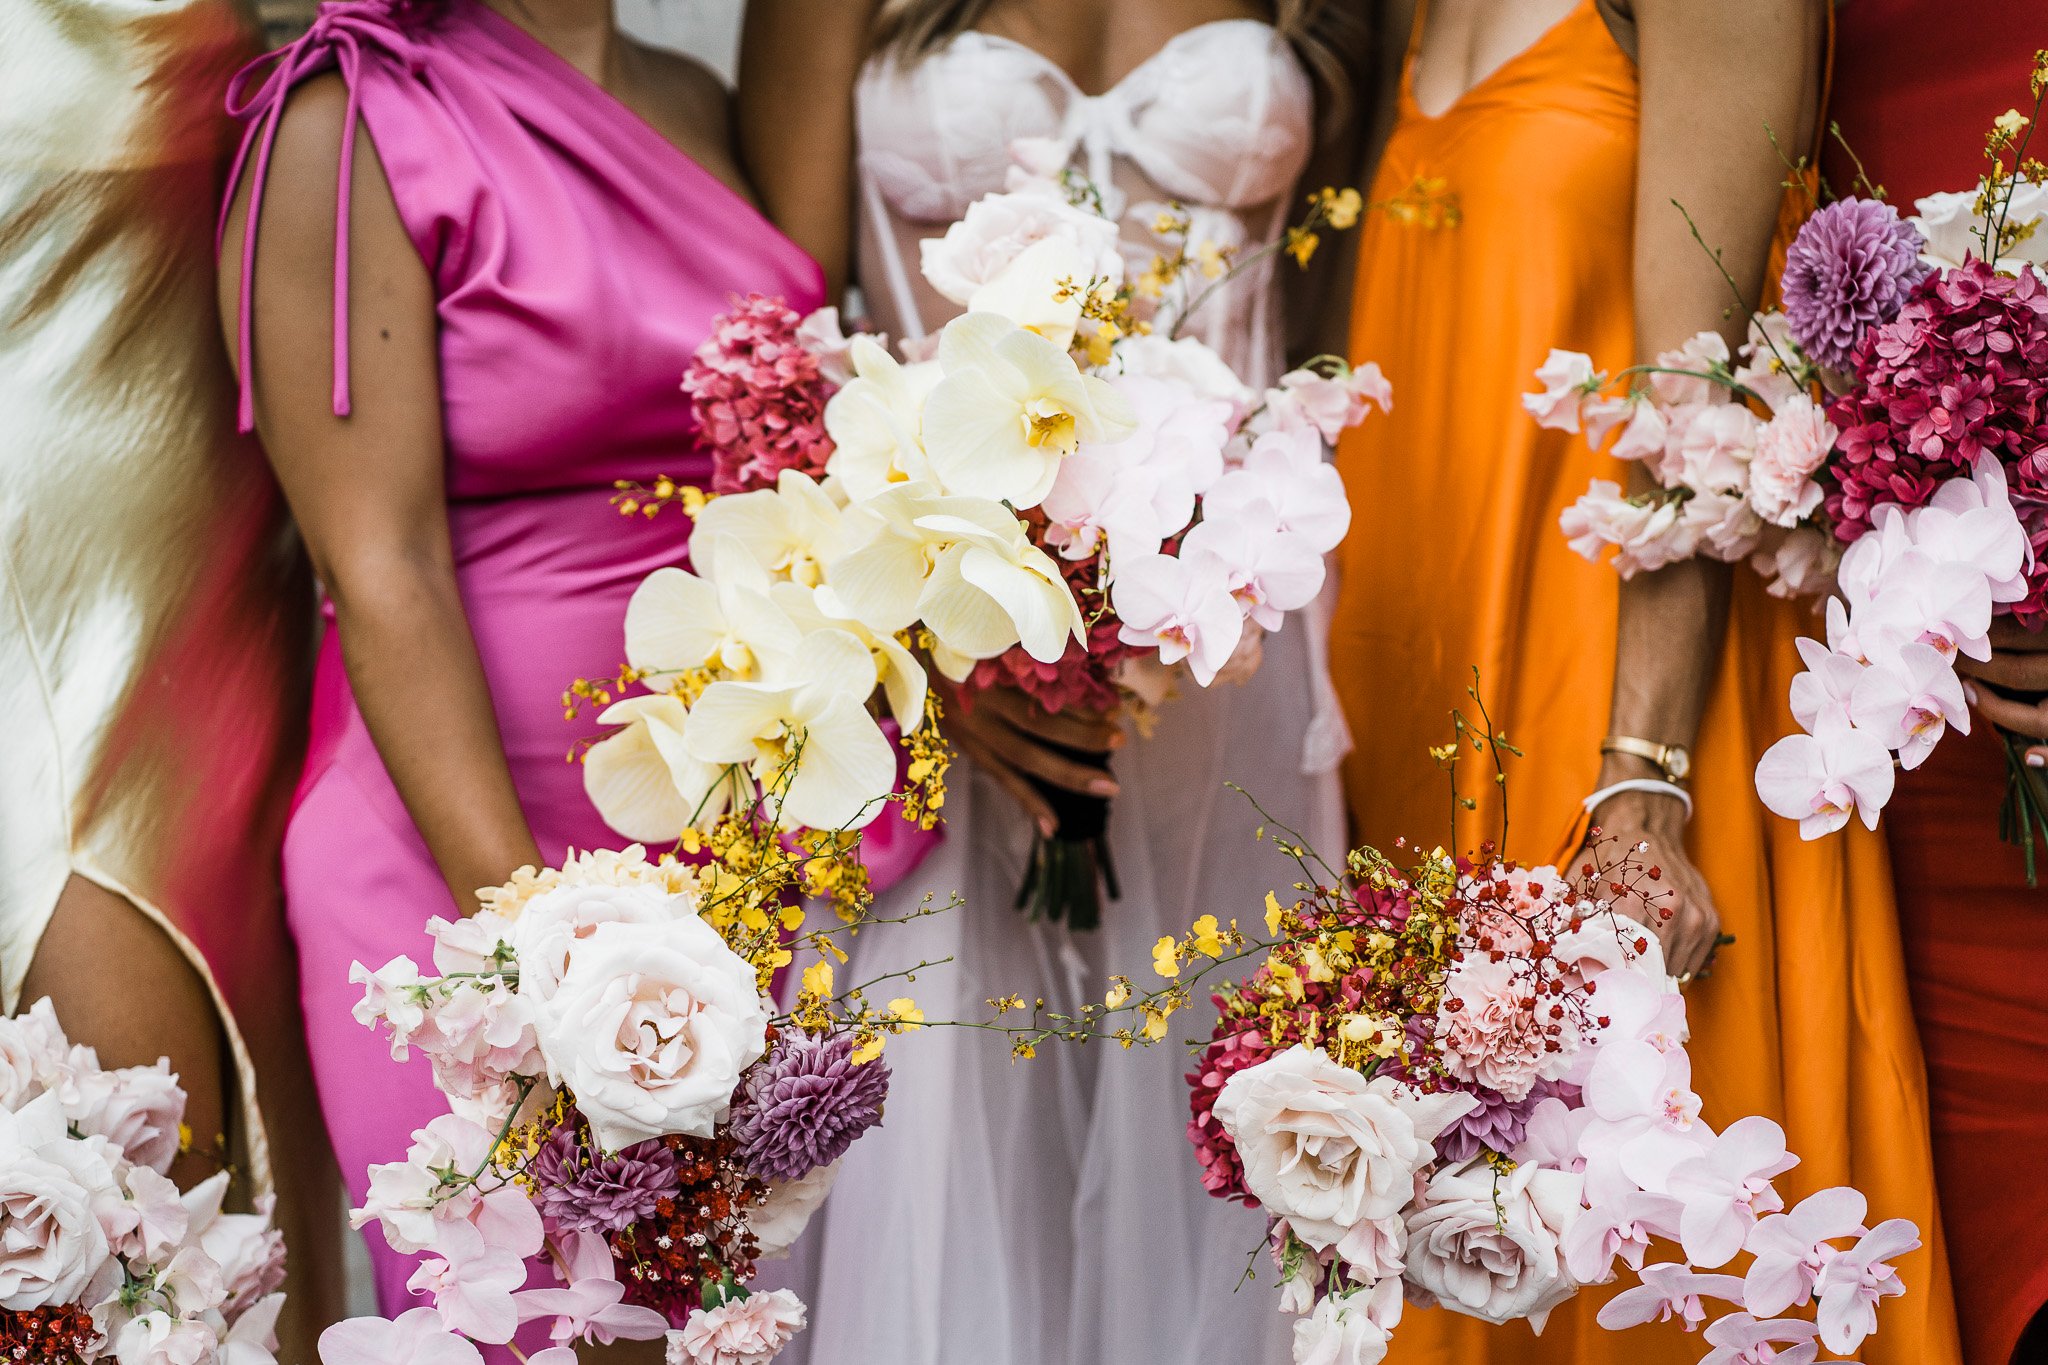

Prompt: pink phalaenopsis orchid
xmin=1110 ymin=553 xmax=1245 ymax=686
xmin=1182 ymin=501 xmax=1326 ymax=631
xmin=1812 ymin=1218 xmax=1919 ymax=1354
xmin=407 ymin=1220 xmax=527 ymax=1345
xmin=1698 ymin=1312 xmax=1823 ymax=1365
xmin=1595 ymin=1262 xmax=1745 ymax=1331
xmin=318 ymin=1308 xmax=485 ymax=1365
xmin=1846 ymin=641 xmax=1970 ymax=769
xmin=1666 ymin=1117 xmax=1798 ymax=1269
xmin=1754 ymin=714 xmax=1897 ymax=838
xmin=1204 ymin=427 xmax=1351 ymax=555
xmin=513 ymin=1231 xmax=670 ymax=1347
xmin=1742 ymin=1186 xmax=1870 ymax=1318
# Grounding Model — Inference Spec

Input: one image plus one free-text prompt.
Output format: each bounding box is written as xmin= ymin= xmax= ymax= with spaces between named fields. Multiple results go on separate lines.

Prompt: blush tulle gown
xmin=222 ymin=0 xmax=823 ymax=1337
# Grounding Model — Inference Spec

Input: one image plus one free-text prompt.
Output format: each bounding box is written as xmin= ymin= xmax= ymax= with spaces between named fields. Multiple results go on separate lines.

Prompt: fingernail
xmin=2029 ymin=752 xmax=2045 ymax=769
xmin=1964 ymin=681 xmax=1980 ymax=705
xmin=1039 ymin=816 xmax=1058 ymax=838
xmin=1089 ymin=778 xmax=1119 ymax=797
xmin=1107 ymin=730 xmax=1127 ymax=749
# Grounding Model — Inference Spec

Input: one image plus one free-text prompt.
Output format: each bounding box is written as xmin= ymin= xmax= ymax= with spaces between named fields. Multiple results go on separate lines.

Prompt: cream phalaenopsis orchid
xmin=582 ymin=694 xmax=736 ymax=841
xmin=682 ymin=627 xmax=898 ymax=832
xmin=691 ymin=469 xmax=853 ymax=589
xmin=620 ymin=554 xmax=799 ymax=683
xmin=825 ymin=482 xmax=1086 ymax=679
xmin=822 ymin=338 xmax=943 ymax=502
xmin=768 ymin=579 xmax=928 ymax=733
xmin=919 ymin=312 xmax=1136 ymax=509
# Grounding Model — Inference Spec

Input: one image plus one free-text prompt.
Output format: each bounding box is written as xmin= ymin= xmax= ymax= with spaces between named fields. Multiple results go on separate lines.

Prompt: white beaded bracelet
xmin=1583 ymin=777 xmax=1694 ymax=821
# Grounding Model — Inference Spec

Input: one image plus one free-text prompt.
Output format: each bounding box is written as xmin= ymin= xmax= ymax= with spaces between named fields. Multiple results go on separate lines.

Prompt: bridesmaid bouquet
xmin=1171 ymin=730 xmax=1918 ymax=1363
xmin=1530 ymin=63 xmax=2048 ymax=853
xmin=0 ymin=1001 xmax=286 ymax=1365
xmin=333 ymin=836 xmax=958 ymax=1365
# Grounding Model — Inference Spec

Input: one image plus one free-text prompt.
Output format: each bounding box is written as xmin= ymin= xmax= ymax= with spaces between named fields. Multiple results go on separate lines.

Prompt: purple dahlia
xmin=1782 ymin=197 xmax=1932 ymax=372
xmin=528 ymin=1125 xmax=678 ymax=1234
xmin=729 ymin=1034 xmax=889 ymax=1184
xmin=1433 ymin=1077 xmax=1578 ymax=1165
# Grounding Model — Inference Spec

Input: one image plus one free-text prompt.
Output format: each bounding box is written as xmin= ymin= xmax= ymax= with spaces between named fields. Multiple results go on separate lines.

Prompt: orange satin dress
xmin=1328 ymin=4 xmax=1962 ymax=1361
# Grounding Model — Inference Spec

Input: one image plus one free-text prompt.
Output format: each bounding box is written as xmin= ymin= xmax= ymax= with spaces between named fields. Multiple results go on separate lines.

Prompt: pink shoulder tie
xmin=219 ymin=1 xmax=422 ymax=434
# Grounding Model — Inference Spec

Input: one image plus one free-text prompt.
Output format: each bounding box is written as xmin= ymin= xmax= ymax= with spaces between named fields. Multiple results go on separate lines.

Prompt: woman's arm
xmin=1591 ymin=0 xmax=1824 ymax=976
xmin=219 ymin=74 xmax=541 ymax=914
xmin=736 ymin=0 xmax=886 ymax=302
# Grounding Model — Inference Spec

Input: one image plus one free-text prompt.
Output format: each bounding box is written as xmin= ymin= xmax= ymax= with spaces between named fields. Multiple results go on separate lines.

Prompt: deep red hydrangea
xmin=1826 ymin=259 xmax=2048 ymax=618
xmin=1184 ymin=999 xmax=1275 ymax=1204
xmin=683 ymin=294 xmax=837 ymax=495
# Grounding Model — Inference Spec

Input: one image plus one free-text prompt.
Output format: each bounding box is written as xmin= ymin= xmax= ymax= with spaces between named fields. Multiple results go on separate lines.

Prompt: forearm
xmin=1600 ymin=553 xmax=1730 ymax=826
xmin=330 ymin=564 xmax=541 ymax=912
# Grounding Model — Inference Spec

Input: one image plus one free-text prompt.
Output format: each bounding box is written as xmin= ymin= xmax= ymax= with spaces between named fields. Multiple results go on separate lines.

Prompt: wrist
xmin=1589 ymin=786 xmax=1689 ymax=835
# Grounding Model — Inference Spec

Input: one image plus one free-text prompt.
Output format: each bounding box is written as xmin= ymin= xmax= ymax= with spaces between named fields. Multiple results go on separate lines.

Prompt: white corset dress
xmin=771 ymin=24 xmax=1342 ymax=1365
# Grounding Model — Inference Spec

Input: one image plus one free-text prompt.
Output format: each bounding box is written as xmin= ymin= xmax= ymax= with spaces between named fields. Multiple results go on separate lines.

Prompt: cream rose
xmin=0 ymin=1095 xmax=120 ymax=1310
xmin=750 ymin=1160 xmax=840 ymax=1261
xmin=509 ymin=882 xmax=696 ymax=1005
xmin=1114 ymin=333 xmax=1255 ymax=413
xmin=64 ymin=1060 xmax=185 ymax=1176
xmin=1402 ymin=1158 xmax=1583 ymax=1328
xmin=1213 ymin=1046 xmax=1476 ymax=1251
xmin=918 ymin=188 xmax=1124 ymax=309
xmin=533 ymin=920 xmax=769 ymax=1152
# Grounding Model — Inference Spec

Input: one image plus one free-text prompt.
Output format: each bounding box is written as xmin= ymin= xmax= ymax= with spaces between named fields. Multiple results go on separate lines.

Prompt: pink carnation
xmin=1433 ymin=957 xmax=1548 ymax=1103
xmin=669 ymin=1289 xmax=807 ymax=1365
xmin=683 ymin=295 xmax=838 ymax=495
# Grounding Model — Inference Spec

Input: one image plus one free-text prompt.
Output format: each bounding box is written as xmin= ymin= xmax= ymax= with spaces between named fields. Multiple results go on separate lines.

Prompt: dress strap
xmin=218 ymin=0 xmax=422 ymax=434
xmin=858 ymin=165 xmax=929 ymax=342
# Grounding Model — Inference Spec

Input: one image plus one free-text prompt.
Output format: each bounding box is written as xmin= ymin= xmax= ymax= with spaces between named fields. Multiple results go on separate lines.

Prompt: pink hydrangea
xmin=682 ymin=296 xmax=837 ymax=495
xmin=1825 ymin=260 xmax=2048 ymax=621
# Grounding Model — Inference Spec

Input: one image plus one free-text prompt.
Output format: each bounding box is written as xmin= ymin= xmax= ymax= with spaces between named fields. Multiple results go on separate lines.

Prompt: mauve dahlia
xmin=729 ymin=1035 xmax=888 ymax=1184
xmin=1782 ymin=198 xmax=1931 ymax=372
xmin=528 ymin=1126 xmax=678 ymax=1234
xmin=1432 ymin=1078 xmax=1576 ymax=1165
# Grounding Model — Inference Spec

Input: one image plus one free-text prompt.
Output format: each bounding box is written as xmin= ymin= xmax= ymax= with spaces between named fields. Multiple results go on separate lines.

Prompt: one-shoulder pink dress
xmin=221 ymin=0 xmax=824 ymax=1326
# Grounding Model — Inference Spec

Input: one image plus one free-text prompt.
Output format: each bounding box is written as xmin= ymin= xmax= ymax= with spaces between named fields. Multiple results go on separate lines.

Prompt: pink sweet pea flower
xmin=514 ymin=1232 xmax=669 ymax=1347
xmin=1742 ymin=1186 xmax=1869 ymax=1318
xmin=1812 ymin=1218 xmax=1919 ymax=1354
xmin=1110 ymin=553 xmax=1245 ymax=685
xmin=1267 ymin=361 xmax=1392 ymax=442
xmin=1523 ymin=349 xmax=1599 ymax=432
xmin=1754 ymin=714 xmax=1897 ymax=838
xmin=1594 ymin=1261 xmax=1744 ymax=1331
xmin=1665 ymin=1117 xmax=1798 ymax=1269
xmin=318 ymin=1309 xmax=484 ymax=1365
xmin=1698 ymin=1312 xmax=1822 ymax=1365
xmin=1847 ymin=641 xmax=1969 ymax=769
xmin=1610 ymin=399 xmax=1669 ymax=462
xmin=408 ymin=1220 xmax=528 ymax=1345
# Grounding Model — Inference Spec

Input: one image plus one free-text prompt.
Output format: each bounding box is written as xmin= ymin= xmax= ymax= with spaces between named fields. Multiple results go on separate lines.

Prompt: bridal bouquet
xmin=0 ymin=1001 xmax=286 ymax=1365
xmin=823 ymin=157 xmax=1379 ymax=925
xmin=1172 ymin=731 xmax=1919 ymax=1363
xmin=1529 ymin=62 xmax=2048 ymax=854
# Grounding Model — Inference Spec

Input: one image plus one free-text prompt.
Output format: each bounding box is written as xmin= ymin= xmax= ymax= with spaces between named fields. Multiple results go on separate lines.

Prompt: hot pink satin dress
xmin=221 ymin=0 xmax=830 ymax=1332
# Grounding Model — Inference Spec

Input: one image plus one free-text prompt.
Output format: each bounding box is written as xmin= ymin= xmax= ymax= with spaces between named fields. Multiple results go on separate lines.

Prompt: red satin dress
xmin=1829 ymin=9 xmax=2048 ymax=1361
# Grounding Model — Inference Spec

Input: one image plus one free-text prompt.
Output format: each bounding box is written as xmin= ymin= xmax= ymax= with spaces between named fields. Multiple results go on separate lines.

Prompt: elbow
xmin=318 ymin=539 xmax=462 ymax=630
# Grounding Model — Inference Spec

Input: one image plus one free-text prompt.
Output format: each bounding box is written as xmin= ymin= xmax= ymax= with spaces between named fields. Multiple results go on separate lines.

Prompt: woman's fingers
xmin=1956 ymin=651 xmax=2048 ymax=690
xmin=1964 ymin=680 xmax=2048 ymax=739
xmin=980 ymin=687 xmax=1124 ymax=752
xmin=1987 ymin=619 xmax=2048 ymax=652
xmin=951 ymin=728 xmax=1058 ymax=838
xmin=985 ymin=725 xmax=1121 ymax=797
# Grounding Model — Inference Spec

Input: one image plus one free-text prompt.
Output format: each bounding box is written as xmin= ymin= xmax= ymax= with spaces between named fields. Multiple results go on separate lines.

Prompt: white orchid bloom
xmin=1111 ymin=551 xmax=1245 ymax=686
xmin=682 ymin=629 xmax=898 ymax=832
xmin=825 ymin=482 xmax=1086 ymax=674
xmin=692 ymin=469 xmax=852 ymax=588
xmin=1180 ymin=499 xmax=1326 ymax=631
xmin=919 ymin=312 xmax=1137 ymax=509
xmin=1040 ymin=374 xmax=1231 ymax=565
xmin=621 ymin=556 xmax=800 ymax=683
xmin=822 ymin=338 xmax=943 ymax=501
xmin=965 ymin=235 xmax=1099 ymax=351
xmin=583 ymin=694 xmax=736 ymax=841
xmin=769 ymin=580 xmax=928 ymax=732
